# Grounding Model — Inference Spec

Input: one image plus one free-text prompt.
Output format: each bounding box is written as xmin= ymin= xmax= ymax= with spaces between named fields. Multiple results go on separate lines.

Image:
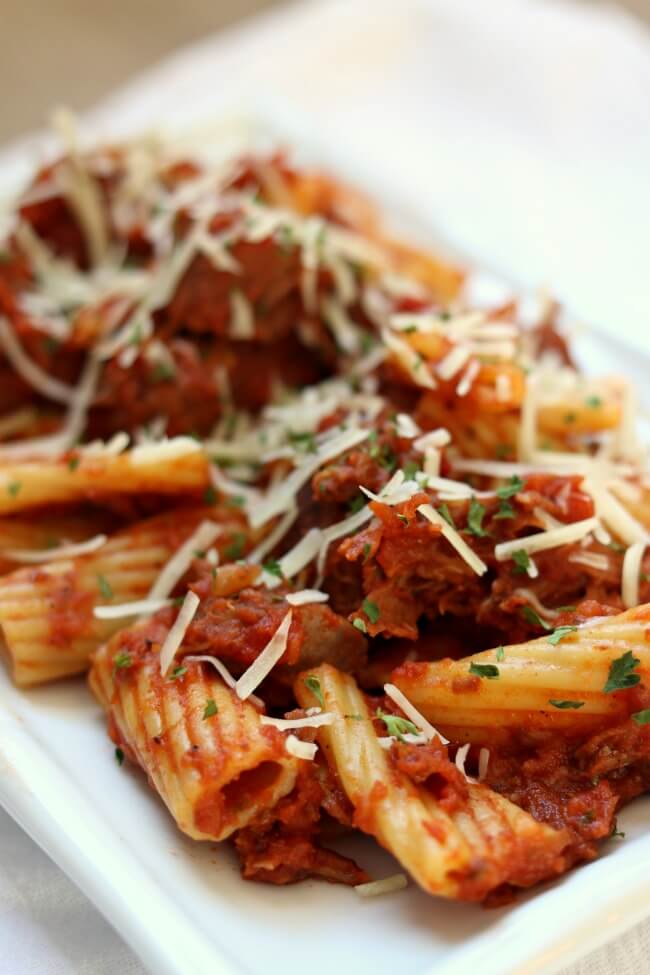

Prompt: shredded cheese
xmin=455 ymin=743 xmax=474 ymax=782
xmin=4 ymin=533 xmax=107 ymax=563
xmin=228 ymin=289 xmax=255 ymax=339
xmin=285 ymin=734 xmax=318 ymax=760
xmin=417 ymin=503 xmax=488 ymax=576
xmin=622 ymin=539 xmax=648 ymax=609
xmin=395 ymin=413 xmax=421 ymax=439
xmin=261 ymin=712 xmax=334 ymax=730
xmin=437 ymin=344 xmax=471 ymax=380
xmin=159 ymin=590 xmax=200 ymax=675
xmin=494 ymin=517 xmax=599 ymax=561
xmin=568 ymin=551 xmax=610 ymax=572
xmin=147 ymin=520 xmax=222 ymax=601
xmin=384 ymin=683 xmax=448 ymax=744
xmin=0 ymin=316 xmax=75 ymax=404
xmin=129 ymin=436 xmax=203 ymax=466
xmin=249 ymin=427 xmax=371 ymax=529
xmin=354 ymin=874 xmax=408 ymax=898
xmin=94 ymin=597 xmax=172 ymax=620
xmin=235 ymin=611 xmax=292 ymax=700
xmin=381 ymin=327 xmax=436 ymax=389
xmin=285 ymin=589 xmax=329 ymax=606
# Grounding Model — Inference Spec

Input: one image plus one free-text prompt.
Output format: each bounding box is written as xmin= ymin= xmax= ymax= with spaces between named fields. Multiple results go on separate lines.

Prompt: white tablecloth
xmin=1 ymin=1 xmax=650 ymax=972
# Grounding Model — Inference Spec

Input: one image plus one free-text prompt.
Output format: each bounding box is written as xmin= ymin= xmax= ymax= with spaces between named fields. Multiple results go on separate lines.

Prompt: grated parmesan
xmin=159 ymin=590 xmax=200 ymax=675
xmin=235 ymin=611 xmax=292 ymax=699
xmin=5 ymin=533 xmax=107 ymax=564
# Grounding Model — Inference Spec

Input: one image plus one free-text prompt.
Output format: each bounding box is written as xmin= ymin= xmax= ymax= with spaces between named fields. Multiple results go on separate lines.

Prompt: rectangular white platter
xmin=1 ymin=1 xmax=650 ymax=966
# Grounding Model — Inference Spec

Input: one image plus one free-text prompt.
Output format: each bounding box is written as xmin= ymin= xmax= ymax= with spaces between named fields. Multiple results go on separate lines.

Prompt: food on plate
xmin=0 ymin=112 xmax=649 ymax=904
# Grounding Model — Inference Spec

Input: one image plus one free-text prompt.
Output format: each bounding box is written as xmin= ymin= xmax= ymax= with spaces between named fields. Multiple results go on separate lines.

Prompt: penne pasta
xmin=0 ymin=505 xmax=244 ymax=686
xmin=392 ymin=604 xmax=650 ymax=742
xmin=90 ymin=643 xmax=299 ymax=841
xmin=0 ymin=442 xmax=209 ymax=515
xmin=296 ymin=665 xmax=568 ymax=901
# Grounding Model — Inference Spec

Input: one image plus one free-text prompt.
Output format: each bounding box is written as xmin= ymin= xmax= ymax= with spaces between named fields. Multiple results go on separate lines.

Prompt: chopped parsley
xmin=437 ymin=503 xmax=456 ymax=528
xmin=289 ymin=431 xmax=317 ymax=453
xmin=304 ymin=675 xmax=324 ymax=708
xmin=403 ymin=460 xmax=420 ymax=480
xmin=512 ymin=549 xmax=532 ymax=575
xmin=496 ymin=646 xmax=505 ymax=662
xmin=115 ymin=747 xmax=125 ymax=766
xmin=353 ymin=618 xmax=368 ymax=634
xmin=7 ymin=481 xmax=21 ymax=497
xmin=151 ymin=362 xmax=176 ymax=383
xmin=631 ymin=708 xmax=650 ymax=725
xmin=223 ymin=532 xmax=246 ymax=561
xmin=522 ymin=606 xmax=552 ymax=630
xmin=495 ymin=443 xmax=513 ymax=459
xmin=469 ymin=662 xmax=500 ymax=680
xmin=263 ymin=558 xmax=283 ymax=578
xmin=585 ymin=395 xmax=602 ymax=409
xmin=362 ymin=543 xmax=371 ymax=562
xmin=603 ymin=651 xmax=641 ymax=694
xmin=496 ymin=475 xmax=524 ymax=500
xmin=67 ymin=455 xmax=81 ymax=472
xmin=227 ymin=495 xmax=245 ymax=508
xmin=203 ymin=698 xmax=219 ymax=720
xmin=203 ymin=486 xmax=217 ymax=505
xmin=466 ymin=498 xmax=488 ymax=537
xmin=97 ymin=575 xmax=114 ymax=600
xmin=113 ymin=652 xmax=132 ymax=674
xmin=362 ymin=599 xmax=380 ymax=624
xmin=611 ymin=823 xmax=626 ymax=840
xmin=548 ymin=699 xmax=585 ymax=709
xmin=495 ymin=499 xmax=515 ymax=520
xmin=348 ymin=493 xmax=366 ymax=514
xmin=547 ymin=625 xmax=578 ymax=645
xmin=169 ymin=665 xmax=188 ymax=681
xmin=563 ymin=412 xmax=577 ymax=424
xmin=375 ymin=708 xmax=419 ymax=742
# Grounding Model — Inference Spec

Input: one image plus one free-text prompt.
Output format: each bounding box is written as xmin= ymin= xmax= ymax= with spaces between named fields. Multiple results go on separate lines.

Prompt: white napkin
xmin=1 ymin=1 xmax=650 ymax=973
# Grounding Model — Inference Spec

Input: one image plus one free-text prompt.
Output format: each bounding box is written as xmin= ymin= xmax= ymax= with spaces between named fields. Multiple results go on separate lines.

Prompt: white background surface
xmin=1 ymin=1 xmax=650 ymax=973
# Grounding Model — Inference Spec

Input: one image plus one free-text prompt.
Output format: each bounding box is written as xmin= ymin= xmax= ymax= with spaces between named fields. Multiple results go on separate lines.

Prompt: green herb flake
xmin=7 ymin=481 xmax=21 ymax=497
xmin=151 ymin=362 xmax=176 ymax=383
xmin=362 ymin=543 xmax=371 ymax=562
xmin=521 ymin=605 xmax=552 ymax=630
xmin=547 ymin=625 xmax=578 ymax=645
xmin=631 ymin=708 xmax=650 ymax=725
xmin=495 ymin=443 xmax=513 ymax=459
xmin=466 ymin=498 xmax=488 ymax=537
xmin=203 ymin=486 xmax=217 ymax=505
xmin=469 ymin=662 xmax=500 ymax=680
xmin=512 ymin=549 xmax=532 ymax=575
xmin=353 ymin=618 xmax=368 ymax=634
xmin=263 ymin=558 xmax=283 ymax=578
xmin=224 ymin=532 xmax=246 ymax=560
xmin=348 ymin=493 xmax=366 ymax=514
xmin=496 ymin=646 xmax=505 ymax=662
xmin=375 ymin=708 xmax=419 ymax=742
xmin=603 ymin=650 xmax=641 ymax=694
xmin=548 ymin=699 xmax=585 ymax=710
xmin=611 ymin=824 xmax=626 ymax=840
xmin=97 ymin=574 xmax=114 ymax=600
xmin=494 ymin=499 xmax=515 ymax=520
xmin=564 ymin=412 xmax=577 ymax=424
xmin=169 ymin=665 xmax=188 ymax=681
xmin=115 ymin=747 xmax=125 ymax=766
xmin=113 ymin=652 xmax=132 ymax=674
xmin=496 ymin=475 xmax=524 ymax=500
xmin=67 ymin=455 xmax=81 ymax=472
xmin=362 ymin=599 xmax=380 ymax=624
xmin=289 ymin=431 xmax=317 ymax=453
xmin=403 ymin=460 xmax=420 ymax=480
xmin=304 ymin=675 xmax=324 ymax=708
xmin=202 ymin=698 xmax=218 ymax=720
xmin=437 ymin=503 xmax=456 ymax=528
xmin=585 ymin=395 xmax=602 ymax=409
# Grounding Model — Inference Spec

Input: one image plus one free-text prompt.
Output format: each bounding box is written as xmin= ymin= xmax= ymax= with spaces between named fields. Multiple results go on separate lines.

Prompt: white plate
xmin=2 ymin=101 xmax=650 ymax=975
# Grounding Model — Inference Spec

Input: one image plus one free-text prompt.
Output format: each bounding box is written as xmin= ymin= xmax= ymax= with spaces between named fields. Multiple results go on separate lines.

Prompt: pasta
xmin=91 ymin=638 xmax=299 ymax=840
xmin=0 ymin=115 xmax=649 ymax=908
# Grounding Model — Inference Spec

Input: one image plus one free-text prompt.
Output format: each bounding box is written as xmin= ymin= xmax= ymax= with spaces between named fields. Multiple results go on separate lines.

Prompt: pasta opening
xmin=221 ymin=761 xmax=285 ymax=812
